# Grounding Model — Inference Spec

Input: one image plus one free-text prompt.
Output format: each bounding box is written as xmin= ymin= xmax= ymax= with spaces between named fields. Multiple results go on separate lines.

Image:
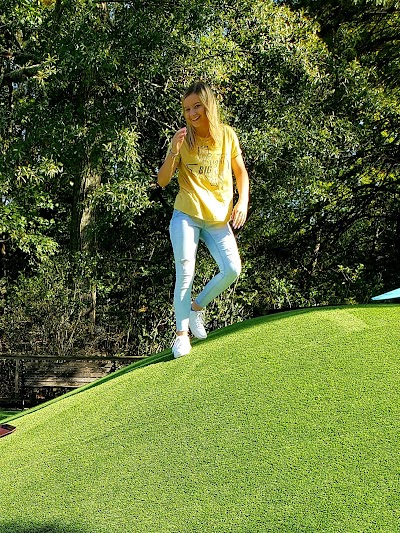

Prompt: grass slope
xmin=0 ymin=305 xmax=399 ymax=533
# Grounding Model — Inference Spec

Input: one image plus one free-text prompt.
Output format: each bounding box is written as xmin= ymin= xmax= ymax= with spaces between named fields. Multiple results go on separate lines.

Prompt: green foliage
xmin=0 ymin=0 xmax=399 ymax=360
xmin=0 ymin=256 xmax=97 ymax=357
xmin=0 ymin=246 xmax=175 ymax=358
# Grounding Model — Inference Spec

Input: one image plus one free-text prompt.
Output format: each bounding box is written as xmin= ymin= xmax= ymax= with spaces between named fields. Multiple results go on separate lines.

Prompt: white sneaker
xmin=172 ymin=335 xmax=191 ymax=358
xmin=189 ymin=309 xmax=207 ymax=339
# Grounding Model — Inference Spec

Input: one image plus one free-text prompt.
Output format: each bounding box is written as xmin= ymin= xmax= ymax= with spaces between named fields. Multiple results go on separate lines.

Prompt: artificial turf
xmin=0 ymin=410 xmax=18 ymax=421
xmin=0 ymin=305 xmax=399 ymax=532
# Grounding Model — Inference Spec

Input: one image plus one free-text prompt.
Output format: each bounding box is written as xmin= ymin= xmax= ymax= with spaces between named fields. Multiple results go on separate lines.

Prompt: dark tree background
xmin=0 ymin=0 xmax=398 ymax=360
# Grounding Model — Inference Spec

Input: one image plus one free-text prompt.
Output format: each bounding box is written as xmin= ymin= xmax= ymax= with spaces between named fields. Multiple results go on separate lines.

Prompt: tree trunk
xmin=0 ymin=236 xmax=7 ymax=279
xmin=394 ymin=211 xmax=400 ymax=262
xmin=70 ymin=161 xmax=100 ymax=326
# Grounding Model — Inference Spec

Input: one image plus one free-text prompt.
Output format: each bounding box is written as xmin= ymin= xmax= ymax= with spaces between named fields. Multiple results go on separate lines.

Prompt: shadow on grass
xmin=0 ymin=521 xmax=86 ymax=533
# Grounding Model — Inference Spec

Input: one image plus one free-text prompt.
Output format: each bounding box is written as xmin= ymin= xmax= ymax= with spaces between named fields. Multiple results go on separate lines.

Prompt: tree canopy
xmin=0 ymin=0 xmax=399 ymax=359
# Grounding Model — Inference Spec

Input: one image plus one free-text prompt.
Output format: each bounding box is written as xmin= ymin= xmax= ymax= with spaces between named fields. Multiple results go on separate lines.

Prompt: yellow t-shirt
xmin=172 ymin=125 xmax=241 ymax=223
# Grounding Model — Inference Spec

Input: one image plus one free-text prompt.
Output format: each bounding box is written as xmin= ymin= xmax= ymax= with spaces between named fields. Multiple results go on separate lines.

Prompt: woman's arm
xmin=157 ymin=152 xmax=179 ymax=188
xmin=157 ymin=127 xmax=187 ymax=188
xmin=231 ymin=153 xmax=250 ymax=229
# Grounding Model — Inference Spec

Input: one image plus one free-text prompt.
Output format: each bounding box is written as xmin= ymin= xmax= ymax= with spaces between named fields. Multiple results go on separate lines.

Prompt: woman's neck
xmin=195 ymin=125 xmax=210 ymax=138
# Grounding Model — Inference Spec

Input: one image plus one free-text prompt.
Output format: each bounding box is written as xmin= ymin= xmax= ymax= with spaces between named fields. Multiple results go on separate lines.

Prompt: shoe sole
xmin=173 ymin=350 xmax=191 ymax=358
xmin=190 ymin=331 xmax=207 ymax=340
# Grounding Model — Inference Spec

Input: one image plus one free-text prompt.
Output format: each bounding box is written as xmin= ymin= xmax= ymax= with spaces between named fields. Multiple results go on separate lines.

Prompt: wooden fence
xmin=0 ymin=354 xmax=146 ymax=399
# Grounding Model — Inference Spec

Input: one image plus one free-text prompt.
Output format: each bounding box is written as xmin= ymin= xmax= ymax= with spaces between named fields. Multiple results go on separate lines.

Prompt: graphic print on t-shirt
xmin=186 ymin=145 xmax=231 ymax=189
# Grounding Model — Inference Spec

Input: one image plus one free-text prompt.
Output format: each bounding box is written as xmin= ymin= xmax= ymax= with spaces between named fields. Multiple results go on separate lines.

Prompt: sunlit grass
xmin=0 ymin=305 xmax=399 ymax=533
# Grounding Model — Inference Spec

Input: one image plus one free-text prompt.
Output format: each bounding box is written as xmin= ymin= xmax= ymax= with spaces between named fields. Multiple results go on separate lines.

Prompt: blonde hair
xmin=182 ymin=82 xmax=223 ymax=151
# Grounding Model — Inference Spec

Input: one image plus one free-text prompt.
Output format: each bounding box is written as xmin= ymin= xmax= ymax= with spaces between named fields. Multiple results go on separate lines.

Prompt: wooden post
xmin=14 ymin=358 xmax=20 ymax=398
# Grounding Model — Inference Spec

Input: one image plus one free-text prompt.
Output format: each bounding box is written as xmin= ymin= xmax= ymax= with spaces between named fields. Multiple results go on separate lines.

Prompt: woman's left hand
xmin=230 ymin=201 xmax=248 ymax=229
xmin=231 ymin=154 xmax=249 ymax=230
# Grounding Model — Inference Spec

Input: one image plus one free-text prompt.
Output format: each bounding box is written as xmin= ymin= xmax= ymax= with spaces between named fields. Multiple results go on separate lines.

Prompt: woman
xmin=157 ymin=82 xmax=249 ymax=358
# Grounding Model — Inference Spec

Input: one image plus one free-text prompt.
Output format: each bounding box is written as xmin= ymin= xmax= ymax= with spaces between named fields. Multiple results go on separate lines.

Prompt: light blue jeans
xmin=169 ymin=209 xmax=242 ymax=332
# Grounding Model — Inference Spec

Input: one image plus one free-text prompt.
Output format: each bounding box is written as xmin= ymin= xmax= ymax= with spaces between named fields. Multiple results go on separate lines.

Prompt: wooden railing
xmin=0 ymin=354 xmax=147 ymax=396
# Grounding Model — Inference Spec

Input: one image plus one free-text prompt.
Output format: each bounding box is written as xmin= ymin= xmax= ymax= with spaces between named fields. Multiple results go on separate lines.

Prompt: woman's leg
xmin=195 ymin=222 xmax=242 ymax=308
xmin=169 ymin=210 xmax=201 ymax=333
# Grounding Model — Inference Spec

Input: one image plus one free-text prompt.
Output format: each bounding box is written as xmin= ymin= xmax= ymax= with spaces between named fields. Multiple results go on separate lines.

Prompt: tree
xmin=0 ymin=0 xmax=398 ymax=367
xmin=273 ymin=0 xmax=400 ymax=299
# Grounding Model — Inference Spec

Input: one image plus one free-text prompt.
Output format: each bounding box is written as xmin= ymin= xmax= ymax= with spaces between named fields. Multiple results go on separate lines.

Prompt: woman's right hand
xmin=157 ymin=127 xmax=187 ymax=188
xmin=171 ymin=127 xmax=187 ymax=154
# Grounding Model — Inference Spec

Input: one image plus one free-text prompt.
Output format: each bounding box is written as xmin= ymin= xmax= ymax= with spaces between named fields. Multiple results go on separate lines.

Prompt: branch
xmin=0 ymin=64 xmax=42 ymax=88
xmin=0 ymin=49 xmax=38 ymax=62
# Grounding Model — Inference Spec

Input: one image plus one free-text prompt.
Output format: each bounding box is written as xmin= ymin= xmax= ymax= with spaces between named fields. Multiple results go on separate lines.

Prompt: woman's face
xmin=183 ymin=93 xmax=209 ymax=134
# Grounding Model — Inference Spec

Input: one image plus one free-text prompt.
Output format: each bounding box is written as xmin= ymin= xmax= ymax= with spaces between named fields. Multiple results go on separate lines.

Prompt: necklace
xmin=196 ymin=132 xmax=211 ymax=141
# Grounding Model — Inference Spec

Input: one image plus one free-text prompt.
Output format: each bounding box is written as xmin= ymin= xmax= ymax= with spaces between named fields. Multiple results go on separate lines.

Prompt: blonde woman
xmin=158 ymin=82 xmax=249 ymax=358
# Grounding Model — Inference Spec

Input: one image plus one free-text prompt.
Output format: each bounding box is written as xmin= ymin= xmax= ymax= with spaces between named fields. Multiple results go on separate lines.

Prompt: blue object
xmin=371 ymin=288 xmax=400 ymax=301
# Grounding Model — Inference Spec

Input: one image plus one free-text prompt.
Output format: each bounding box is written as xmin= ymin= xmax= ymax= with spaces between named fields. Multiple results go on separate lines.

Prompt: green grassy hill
xmin=0 ymin=305 xmax=399 ymax=533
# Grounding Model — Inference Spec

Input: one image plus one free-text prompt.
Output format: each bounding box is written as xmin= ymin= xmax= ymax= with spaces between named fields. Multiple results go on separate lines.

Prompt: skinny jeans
xmin=169 ymin=209 xmax=242 ymax=332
